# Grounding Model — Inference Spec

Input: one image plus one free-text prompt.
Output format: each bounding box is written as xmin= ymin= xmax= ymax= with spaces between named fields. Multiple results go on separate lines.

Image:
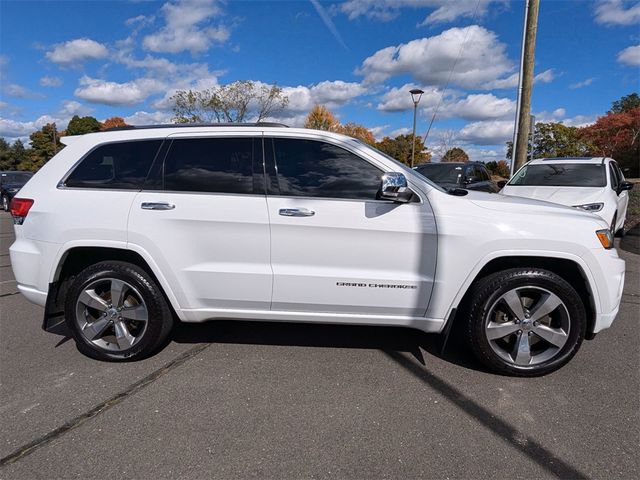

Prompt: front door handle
xmin=141 ymin=202 xmax=175 ymax=211
xmin=279 ymin=208 xmax=315 ymax=217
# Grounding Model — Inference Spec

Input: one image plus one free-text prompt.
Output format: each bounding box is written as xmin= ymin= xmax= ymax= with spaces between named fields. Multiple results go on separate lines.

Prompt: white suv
xmin=502 ymin=157 xmax=634 ymax=235
xmin=9 ymin=124 xmax=626 ymax=376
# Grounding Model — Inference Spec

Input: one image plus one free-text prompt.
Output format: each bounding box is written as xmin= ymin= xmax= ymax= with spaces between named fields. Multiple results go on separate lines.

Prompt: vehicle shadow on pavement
xmin=619 ymin=223 xmax=639 ymax=255
xmin=171 ymin=319 xmax=487 ymax=373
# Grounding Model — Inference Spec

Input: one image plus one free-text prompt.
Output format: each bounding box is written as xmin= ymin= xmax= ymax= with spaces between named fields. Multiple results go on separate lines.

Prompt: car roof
xmin=59 ymin=123 xmax=359 ymax=145
xmin=528 ymin=157 xmax=610 ymax=165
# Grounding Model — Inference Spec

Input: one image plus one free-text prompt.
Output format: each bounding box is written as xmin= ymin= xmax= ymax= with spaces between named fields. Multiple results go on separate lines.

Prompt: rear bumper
xmin=9 ymin=233 xmax=60 ymax=306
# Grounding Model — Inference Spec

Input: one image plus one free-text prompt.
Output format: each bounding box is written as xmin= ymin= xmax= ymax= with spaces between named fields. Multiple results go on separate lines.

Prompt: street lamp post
xmin=409 ymin=88 xmax=424 ymax=168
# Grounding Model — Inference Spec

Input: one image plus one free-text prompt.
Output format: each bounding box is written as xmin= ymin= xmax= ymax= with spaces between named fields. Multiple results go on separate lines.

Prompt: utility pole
xmin=510 ymin=0 xmax=540 ymax=176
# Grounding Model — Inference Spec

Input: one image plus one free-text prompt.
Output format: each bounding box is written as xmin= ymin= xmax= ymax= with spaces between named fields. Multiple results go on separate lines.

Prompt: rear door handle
xmin=279 ymin=208 xmax=315 ymax=217
xmin=141 ymin=202 xmax=175 ymax=211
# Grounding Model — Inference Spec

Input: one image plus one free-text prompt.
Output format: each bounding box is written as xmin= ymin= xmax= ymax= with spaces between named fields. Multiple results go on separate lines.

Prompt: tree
xmin=609 ymin=93 xmax=640 ymax=114
xmin=580 ymin=107 xmax=640 ymax=176
xmin=340 ymin=122 xmax=376 ymax=145
xmin=26 ymin=123 xmax=63 ymax=171
xmin=303 ymin=105 xmax=377 ymax=145
xmin=0 ymin=138 xmax=12 ymax=170
xmin=506 ymin=122 xmax=591 ymax=159
xmin=304 ymin=105 xmax=340 ymax=131
xmin=65 ymin=115 xmax=102 ymax=136
xmin=485 ymin=159 xmax=510 ymax=177
xmin=171 ymin=81 xmax=289 ymax=123
xmin=442 ymin=147 xmax=469 ymax=162
xmin=10 ymin=140 xmax=29 ymax=170
xmin=375 ymin=134 xmax=431 ymax=166
xmin=101 ymin=117 xmax=129 ymax=130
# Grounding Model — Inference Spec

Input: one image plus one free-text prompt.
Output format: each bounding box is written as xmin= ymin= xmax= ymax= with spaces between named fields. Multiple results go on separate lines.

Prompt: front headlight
xmin=573 ymin=202 xmax=604 ymax=212
xmin=596 ymin=229 xmax=614 ymax=249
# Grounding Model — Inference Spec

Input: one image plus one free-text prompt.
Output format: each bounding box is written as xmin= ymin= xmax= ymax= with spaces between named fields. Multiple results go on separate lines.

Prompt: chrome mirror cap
xmin=380 ymin=172 xmax=411 ymax=203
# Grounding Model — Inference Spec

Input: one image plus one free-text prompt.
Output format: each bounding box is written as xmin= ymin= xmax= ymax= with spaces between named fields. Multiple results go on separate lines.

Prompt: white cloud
xmin=59 ymin=100 xmax=94 ymax=117
xmin=339 ymin=0 xmax=504 ymax=25
xmin=457 ymin=119 xmax=514 ymax=145
xmin=124 ymin=110 xmax=174 ymax=125
xmin=39 ymin=76 xmax=63 ymax=87
xmin=143 ymin=0 xmax=229 ymax=54
xmin=125 ymin=14 xmax=155 ymax=27
xmin=617 ymin=44 xmax=640 ymax=66
xmin=377 ymin=85 xmax=451 ymax=112
xmin=74 ymin=76 xmax=166 ymax=106
xmin=45 ymin=38 xmax=108 ymax=66
xmin=570 ymin=78 xmax=595 ymax=89
xmin=4 ymin=84 xmax=29 ymax=98
xmin=282 ymin=80 xmax=367 ymax=112
xmin=377 ymin=85 xmax=514 ymax=121
xmin=594 ymin=0 xmax=640 ymax=26
xmin=356 ymin=26 xmax=512 ymax=88
xmin=483 ymin=69 xmax=556 ymax=89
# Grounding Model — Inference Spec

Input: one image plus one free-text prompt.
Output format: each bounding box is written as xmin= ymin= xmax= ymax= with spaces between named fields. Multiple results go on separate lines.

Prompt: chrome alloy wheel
xmin=484 ymin=287 xmax=570 ymax=366
xmin=75 ymin=278 xmax=149 ymax=351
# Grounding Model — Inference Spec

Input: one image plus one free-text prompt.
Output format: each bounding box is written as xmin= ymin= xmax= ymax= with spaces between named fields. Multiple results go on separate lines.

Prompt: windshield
xmin=508 ymin=163 xmax=606 ymax=187
xmin=1 ymin=172 xmax=33 ymax=184
xmin=415 ymin=164 xmax=463 ymax=184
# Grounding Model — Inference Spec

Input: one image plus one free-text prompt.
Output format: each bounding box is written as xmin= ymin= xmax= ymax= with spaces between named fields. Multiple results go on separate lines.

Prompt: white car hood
xmin=465 ymin=190 xmax=597 ymax=220
xmin=500 ymin=185 xmax=606 ymax=207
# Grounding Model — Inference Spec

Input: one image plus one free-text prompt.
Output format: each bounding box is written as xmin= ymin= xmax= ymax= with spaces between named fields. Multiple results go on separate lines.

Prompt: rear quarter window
xmin=65 ymin=140 xmax=162 ymax=189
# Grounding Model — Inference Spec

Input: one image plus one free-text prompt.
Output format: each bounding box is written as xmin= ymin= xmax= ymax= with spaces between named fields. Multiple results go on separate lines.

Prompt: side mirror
xmin=617 ymin=181 xmax=634 ymax=194
xmin=380 ymin=172 xmax=412 ymax=203
xmin=497 ymin=180 xmax=507 ymax=189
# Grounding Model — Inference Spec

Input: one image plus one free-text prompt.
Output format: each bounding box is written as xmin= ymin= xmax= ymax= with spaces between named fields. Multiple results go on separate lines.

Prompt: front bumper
xmin=591 ymin=249 xmax=626 ymax=334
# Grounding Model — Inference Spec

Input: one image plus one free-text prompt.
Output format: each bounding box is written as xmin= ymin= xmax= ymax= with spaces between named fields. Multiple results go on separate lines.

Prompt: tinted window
xmin=1 ymin=172 xmax=32 ymax=185
xmin=415 ymin=164 xmax=463 ymax=184
xmin=479 ymin=166 xmax=490 ymax=181
xmin=609 ymin=163 xmax=619 ymax=190
xmin=509 ymin=163 xmax=606 ymax=187
xmin=66 ymin=140 xmax=162 ymax=189
xmin=271 ymin=138 xmax=382 ymax=200
xmin=163 ymin=137 xmax=256 ymax=194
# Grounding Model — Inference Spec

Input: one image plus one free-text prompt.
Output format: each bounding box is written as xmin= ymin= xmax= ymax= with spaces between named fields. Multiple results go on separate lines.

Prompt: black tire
xmin=1 ymin=195 xmax=8 ymax=212
xmin=466 ymin=268 xmax=586 ymax=377
xmin=64 ymin=261 xmax=174 ymax=361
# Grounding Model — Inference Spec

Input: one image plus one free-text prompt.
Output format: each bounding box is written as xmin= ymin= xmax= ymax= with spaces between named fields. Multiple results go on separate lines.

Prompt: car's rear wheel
xmin=64 ymin=261 xmax=173 ymax=361
xmin=466 ymin=268 xmax=586 ymax=376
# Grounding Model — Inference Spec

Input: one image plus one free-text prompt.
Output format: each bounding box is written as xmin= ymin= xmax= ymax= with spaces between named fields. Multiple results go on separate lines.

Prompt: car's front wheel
xmin=466 ymin=268 xmax=586 ymax=376
xmin=64 ymin=261 xmax=174 ymax=361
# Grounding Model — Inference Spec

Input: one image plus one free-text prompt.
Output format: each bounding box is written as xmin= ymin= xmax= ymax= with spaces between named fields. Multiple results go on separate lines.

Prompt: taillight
xmin=10 ymin=198 xmax=34 ymax=225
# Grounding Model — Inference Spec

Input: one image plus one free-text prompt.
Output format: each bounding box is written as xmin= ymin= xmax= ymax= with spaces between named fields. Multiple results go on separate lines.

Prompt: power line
xmin=422 ymin=0 xmax=482 ymax=144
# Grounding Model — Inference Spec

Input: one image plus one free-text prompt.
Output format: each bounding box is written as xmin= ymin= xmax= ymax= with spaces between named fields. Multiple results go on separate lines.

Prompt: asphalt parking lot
xmin=1 ymin=211 xmax=638 ymax=480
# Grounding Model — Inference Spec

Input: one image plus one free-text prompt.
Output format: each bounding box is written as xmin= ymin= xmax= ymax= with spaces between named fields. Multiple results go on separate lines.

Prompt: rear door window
xmin=162 ymin=137 xmax=261 ymax=194
xmin=65 ymin=140 xmax=162 ymax=189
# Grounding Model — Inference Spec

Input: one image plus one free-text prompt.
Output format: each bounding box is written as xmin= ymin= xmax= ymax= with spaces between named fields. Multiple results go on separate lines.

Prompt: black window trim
xmin=58 ymin=138 xmax=166 ymax=191
xmin=263 ymin=135 xmax=423 ymax=204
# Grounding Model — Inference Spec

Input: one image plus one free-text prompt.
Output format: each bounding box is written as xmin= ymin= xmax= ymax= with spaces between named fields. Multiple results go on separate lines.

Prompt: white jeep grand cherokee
xmin=9 ymin=124 xmax=626 ymax=376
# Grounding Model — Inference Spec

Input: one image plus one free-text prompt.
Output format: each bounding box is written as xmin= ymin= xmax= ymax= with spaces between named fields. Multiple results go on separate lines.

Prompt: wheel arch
xmin=454 ymin=255 xmax=597 ymax=340
xmin=45 ymin=246 xmax=183 ymax=330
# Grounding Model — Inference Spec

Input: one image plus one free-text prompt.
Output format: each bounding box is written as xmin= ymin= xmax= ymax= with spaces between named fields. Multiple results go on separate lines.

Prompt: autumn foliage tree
xmin=376 ymin=134 xmax=431 ymax=166
xmin=101 ymin=117 xmax=130 ymax=130
xmin=581 ymin=106 xmax=640 ymax=176
xmin=442 ymin=147 xmax=469 ymax=162
xmin=304 ymin=105 xmax=376 ymax=145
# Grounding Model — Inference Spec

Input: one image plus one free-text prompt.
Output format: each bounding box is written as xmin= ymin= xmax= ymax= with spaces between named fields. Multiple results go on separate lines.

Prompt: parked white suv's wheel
xmin=64 ymin=261 xmax=174 ymax=361
xmin=466 ymin=268 xmax=586 ymax=376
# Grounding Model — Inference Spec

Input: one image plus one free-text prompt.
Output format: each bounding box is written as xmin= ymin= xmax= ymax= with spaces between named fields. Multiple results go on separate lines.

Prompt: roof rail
xmin=540 ymin=157 xmax=599 ymax=161
xmin=103 ymin=122 xmax=289 ymax=132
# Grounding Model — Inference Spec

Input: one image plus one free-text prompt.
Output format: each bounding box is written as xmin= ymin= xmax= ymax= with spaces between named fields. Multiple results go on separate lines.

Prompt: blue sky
xmin=0 ymin=0 xmax=639 ymax=161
